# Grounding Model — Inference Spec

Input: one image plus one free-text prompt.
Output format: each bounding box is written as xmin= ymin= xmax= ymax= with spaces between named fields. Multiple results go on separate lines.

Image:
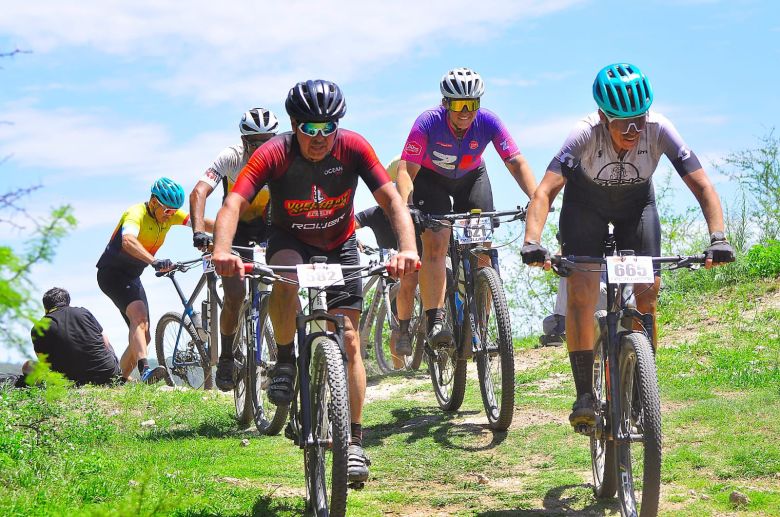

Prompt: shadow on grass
xmin=140 ymin=418 xmax=247 ymax=440
xmin=365 ymin=405 xmax=507 ymax=452
xmin=175 ymin=493 xmax=304 ymax=517
xmin=476 ymin=483 xmax=620 ymax=516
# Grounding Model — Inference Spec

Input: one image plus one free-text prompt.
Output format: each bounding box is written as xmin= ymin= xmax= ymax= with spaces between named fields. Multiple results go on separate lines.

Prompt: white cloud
xmin=513 ymin=115 xmax=581 ymax=149
xmin=0 ymin=0 xmax=585 ymax=104
xmin=0 ymin=104 xmax=233 ymax=183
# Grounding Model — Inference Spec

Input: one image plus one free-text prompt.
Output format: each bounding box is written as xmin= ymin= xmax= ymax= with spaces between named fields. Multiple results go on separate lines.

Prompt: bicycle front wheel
xmin=305 ymin=337 xmax=350 ymax=517
xmin=590 ymin=310 xmax=617 ymax=499
xmin=474 ymin=267 xmax=515 ymax=431
xmin=408 ymin=286 xmax=426 ymax=371
xmin=155 ymin=312 xmax=207 ymax=389
xmin=233 ymin=300 xmax=254 ymax=426
xmin=428 ymin=295 xmax=466 ymax=411
xmin=250 ymin=295 xmax=288 ymax=435
xmin=615 ymin=332 xmax=662 ymax=517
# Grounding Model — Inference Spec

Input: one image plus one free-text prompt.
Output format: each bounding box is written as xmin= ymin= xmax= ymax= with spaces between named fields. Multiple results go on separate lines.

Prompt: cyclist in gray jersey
xmin=521 ymin=63 xmax=734 ymax=432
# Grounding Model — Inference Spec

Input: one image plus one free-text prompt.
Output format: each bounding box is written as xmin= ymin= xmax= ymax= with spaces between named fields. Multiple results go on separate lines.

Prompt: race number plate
xmin=296 ymin=264 xmax=345 ymax=288
xmin=202 ymin=254 xmax=215 ymax=273
xmin=253 ymin=246 xmax=267 ymax=265
xmin=453 ymin=217 xmax=493 ymax=244
xmin=605 ymin=256 xmax=654 ymax=283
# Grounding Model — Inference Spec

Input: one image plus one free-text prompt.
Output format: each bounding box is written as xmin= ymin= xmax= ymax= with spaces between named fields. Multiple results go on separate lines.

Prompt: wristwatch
xmin=710 ymin=231 xmax=726 ymax=243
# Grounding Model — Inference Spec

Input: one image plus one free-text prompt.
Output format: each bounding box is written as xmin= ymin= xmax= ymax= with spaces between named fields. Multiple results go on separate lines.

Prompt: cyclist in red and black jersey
xmin=212 ymin=79 xmax=418 ymax=484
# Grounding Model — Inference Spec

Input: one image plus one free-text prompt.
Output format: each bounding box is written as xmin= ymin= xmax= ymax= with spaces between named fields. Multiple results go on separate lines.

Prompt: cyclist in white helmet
xmin=189 ymin=107 xmax=280 ymax=391
xmin=397 ymin=67 xmax=537 ymax=348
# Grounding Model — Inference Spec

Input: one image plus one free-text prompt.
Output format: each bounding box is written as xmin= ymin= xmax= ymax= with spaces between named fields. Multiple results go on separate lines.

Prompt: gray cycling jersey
xmin=548 ymin=111 xmax=702 ymax=185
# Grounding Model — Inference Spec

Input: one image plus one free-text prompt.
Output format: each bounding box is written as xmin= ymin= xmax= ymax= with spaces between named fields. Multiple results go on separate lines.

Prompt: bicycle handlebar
xmin=550 ymin=254 xmax=707 ymax=277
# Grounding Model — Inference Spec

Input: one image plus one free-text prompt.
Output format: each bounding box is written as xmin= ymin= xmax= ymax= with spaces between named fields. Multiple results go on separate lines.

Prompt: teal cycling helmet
xmin=593 ymin=63 xmax=653 ymax=118
xmin=151 ymin=177 xmax=185 ymax=209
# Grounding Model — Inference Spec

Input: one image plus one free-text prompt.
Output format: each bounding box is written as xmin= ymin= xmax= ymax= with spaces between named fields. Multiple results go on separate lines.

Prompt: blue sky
xmin=1 ymin=0 xmax=778 ymax=362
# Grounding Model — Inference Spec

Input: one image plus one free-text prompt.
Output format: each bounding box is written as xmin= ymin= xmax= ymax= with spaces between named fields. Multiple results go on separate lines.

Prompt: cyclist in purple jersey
xmin=521 ymin=63 xmax=734 ymax=432
xmin=397 ymin=67 xmax=537 ymax=348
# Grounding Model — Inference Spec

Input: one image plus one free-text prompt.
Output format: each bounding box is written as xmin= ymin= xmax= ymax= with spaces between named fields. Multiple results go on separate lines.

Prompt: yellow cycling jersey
xmin=385 ymin=154 xmax=401 ymax=183
xmin=96 ymin=202 xmax=189 ymax=276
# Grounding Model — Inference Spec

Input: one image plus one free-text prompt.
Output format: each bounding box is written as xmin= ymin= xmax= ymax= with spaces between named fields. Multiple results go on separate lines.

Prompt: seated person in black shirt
xmin=29 ymin=287 xmax=122 ymax=386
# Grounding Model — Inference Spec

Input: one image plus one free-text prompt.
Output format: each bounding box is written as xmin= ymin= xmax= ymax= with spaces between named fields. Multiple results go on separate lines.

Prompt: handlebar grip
xmin=243 ymin=263 xmax=254 ymax=274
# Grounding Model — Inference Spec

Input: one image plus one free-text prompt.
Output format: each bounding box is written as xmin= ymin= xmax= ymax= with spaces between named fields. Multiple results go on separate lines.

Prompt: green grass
xmin=2 ymin=276 xmax=779 ymax=516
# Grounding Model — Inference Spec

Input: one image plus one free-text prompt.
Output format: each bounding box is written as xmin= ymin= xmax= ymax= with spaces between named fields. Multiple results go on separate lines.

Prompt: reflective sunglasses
xmin=447 ymin=98 xmax=480 ymax=112
xmin=153 ymin=197 xmax=177 ymax=215
xmin=297 ymin=121 xmax=338 ymax=137
xmin=605 ymin=113 xmax=647 ymax=135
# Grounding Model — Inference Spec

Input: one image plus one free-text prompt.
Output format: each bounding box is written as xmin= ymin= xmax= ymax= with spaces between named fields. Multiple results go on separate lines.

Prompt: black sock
xmin=399 ymin=319 xmax=410 ymax=334
xmin=569 ymin=350 xmax=594 ymax=397
xmin=350 ymin=422 xmax=362 ymax=445
xmin=220 ymin=333 xmax=236 ymax=360
xmin=425 ymin=308 xmax=445 ymax=333
xmin=137 ymin=358 xmax=149 ymax=373
xmin=276 ymin=342 xmax=295 ymax=364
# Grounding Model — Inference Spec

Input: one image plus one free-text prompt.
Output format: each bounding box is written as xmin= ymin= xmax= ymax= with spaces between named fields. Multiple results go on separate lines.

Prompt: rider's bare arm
xmin=212 ymin=192 xmax=249 ymax=276
xmin=681 ymin=169 xmax=725 ymax=234
xmin=396 ymin=160 xmax=420 ymax=205
xmin=121 ymin=234 xmax=156 ymax=265
xmin=504 ymin=154 xmax=538 ymax=199
xmin=524 ymin=170 xmax=566 ymax=244
xmin=189 ymin=180 xmax=215 ymax=233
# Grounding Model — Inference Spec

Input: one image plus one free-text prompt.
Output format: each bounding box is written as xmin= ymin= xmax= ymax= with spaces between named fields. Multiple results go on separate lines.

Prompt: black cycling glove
xmin=152 ymin=258 xmax=173 ymax=272
xmin=520 ymin=242 xmax=550 ymax=265
xmin=705 ymin=234 xmax=735 ymax=264
xmin=193 ymin=231 xmax=212 ymax=249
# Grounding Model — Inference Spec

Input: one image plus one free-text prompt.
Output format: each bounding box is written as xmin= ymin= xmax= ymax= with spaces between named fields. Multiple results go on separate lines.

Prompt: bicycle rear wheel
xmin=250 ymin=295 xmax=288 ymax=435
xmin=474 ymin=267 xmax=515 ymax=431
xmin=305 ymin=337 xmax=350 ymax=517
xmin=155 ymin=312 xmax=207 ymax=389
xmin=428 ymin=295 xmax=466 ymax=411
xmin=590 ymin=310 xmax=617 ymax=499
xmin=615 ymin=332 xmax=662 ymax=517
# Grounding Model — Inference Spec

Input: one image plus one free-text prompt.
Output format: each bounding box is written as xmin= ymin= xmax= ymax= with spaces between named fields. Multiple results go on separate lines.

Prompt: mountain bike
xmin=551 ymin=243 xmax=705 ymax=517
xmin=227 ymin=245 xmax=288 ymax=431
xmin=358 ymin=244 xmax=425 ymax=373
xmin=242 ymin=257 xmax=393 ymax=517
xmin=154 ymin=256 xmax=221 ymax=389
xmin=420 ymin=207 xmax=525 ymax=431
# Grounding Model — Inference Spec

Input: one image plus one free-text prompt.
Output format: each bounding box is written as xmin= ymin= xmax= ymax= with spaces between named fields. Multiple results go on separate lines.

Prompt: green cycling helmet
xmin=593 ymin=63 xmax=653 ymax=118
xmin=151 ymin=177 xmax=185 ymax=209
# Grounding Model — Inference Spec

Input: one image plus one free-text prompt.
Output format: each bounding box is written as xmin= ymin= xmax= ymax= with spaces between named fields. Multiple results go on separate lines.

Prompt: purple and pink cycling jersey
xmin=400 ymin=106 xmax=520 ymax=180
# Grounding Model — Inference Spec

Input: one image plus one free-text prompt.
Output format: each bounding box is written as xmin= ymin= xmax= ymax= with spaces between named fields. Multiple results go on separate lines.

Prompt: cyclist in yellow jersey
xmin=189 ymin=107 xmax=280 ymax=391
xmin=97 ymin=178 xmax=214 ymax=383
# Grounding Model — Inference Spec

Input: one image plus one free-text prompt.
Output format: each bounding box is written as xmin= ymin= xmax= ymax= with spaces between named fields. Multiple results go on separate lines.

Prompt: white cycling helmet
xmin=239 ymin=107 xmax=279 ymax=136
xmin=440 ymin=67 xmax=485 ymax=99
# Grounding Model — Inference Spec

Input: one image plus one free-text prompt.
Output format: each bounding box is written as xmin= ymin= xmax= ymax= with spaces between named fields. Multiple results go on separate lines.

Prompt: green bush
xmin=745 ymin=240 xmax=780 ymax=278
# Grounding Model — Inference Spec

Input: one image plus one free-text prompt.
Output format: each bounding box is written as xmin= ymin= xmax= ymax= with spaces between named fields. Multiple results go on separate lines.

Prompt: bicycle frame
xmin=359 ymin=248 xmax=397 ymax=351
xmin=162 ymin=263 xmax=222 ymax=373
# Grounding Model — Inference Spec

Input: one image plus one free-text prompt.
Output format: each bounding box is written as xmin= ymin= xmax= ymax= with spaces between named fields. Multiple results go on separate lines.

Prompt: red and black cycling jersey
xmin=232 ymin=130 xmax=390 ymax=251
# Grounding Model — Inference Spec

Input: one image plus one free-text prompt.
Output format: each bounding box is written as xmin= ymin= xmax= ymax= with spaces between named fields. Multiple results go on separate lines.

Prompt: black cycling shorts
xmin=266 ymin=229 xmax=362 ymax=311
xmin=355 ymin=205 xmax=422 ymax=254
xmin=559 ymin=200 xmax=662 ymax=276
xmin=96 ymin=268 xmax=150 ymax=326
xmin=411 ymin=164 xmax=494 ymax=215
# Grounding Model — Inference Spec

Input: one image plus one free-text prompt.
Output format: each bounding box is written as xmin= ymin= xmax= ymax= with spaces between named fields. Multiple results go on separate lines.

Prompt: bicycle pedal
xmin=574 ymin=423 xmax=595 ymax=436
xmin=348 ymin=481 xmax=366 ymax=490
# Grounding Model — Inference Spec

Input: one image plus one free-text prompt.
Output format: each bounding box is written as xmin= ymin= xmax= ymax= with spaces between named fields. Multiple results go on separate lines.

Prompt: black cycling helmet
xmin=285 ymin=79 xmax=346 ymax=122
